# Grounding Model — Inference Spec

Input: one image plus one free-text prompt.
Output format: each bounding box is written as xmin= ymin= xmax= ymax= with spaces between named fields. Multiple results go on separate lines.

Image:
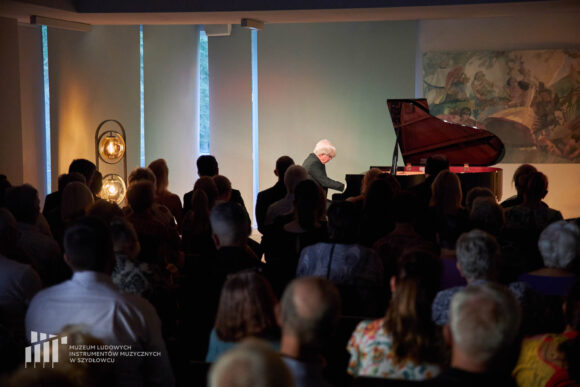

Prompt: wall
xmin=418 ymin=14 xmax=580 ymax=219
xmin=143 ymin=25 xmax=200 ymax=199
xmin=0 ymin=17 xmax=24 ymax=185
xmin=47 ymin=26 xmax=140 ymax=189
xmin=208 ymin=26 xmax=254 ymax=213
xmin=258 ymin=21 xmax=417 ymax=199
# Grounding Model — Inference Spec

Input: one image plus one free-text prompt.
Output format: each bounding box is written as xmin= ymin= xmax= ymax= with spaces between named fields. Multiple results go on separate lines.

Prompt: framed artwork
xmin=423 ymin=49 xmax=580 ymax=163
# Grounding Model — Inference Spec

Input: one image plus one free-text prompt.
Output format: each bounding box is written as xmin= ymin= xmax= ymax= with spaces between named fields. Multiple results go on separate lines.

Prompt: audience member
xmin=256 ymin=156 xmax=294 ymax=233
xmin=89 ymin=170 xmax=103 ymax=201
xmin=347 ymin=250 xmax=443 ymax=380
xmin=110 ymin=217 xmax=151 ymax=296
xmin=0 ymin=174 xmax=11 ymax=207
xmin=432 ymin=229 xmax=529 ymax=326
xmin=409 ymin=154 xmax=449 ymax=210
xmin=25 ymin=216 xmax=174 ymax=386
xmin=345 ymin=168 xmax=384 ymax=208
xmin=183 ymin=155 xmax=246 ymax=214
xmin=213 ymin=175 xmax=233 ymax=204
xmin=425 ymin=170 xmax=470 ymax=248
xmin=263 ymin=180 xmax=328 ymax=295
xmin=208 ymin=338 xmax=294 ymax=387
xmin=465 ymin=186 xmax=495 ymax=210
xmin=206 ymin=270 xmax=280 ymax=362
xmin=44 ymin=172 xmax=87 ymax=244
xmin=504 ymin=171 xmax=563 ymax=275
xmin=518 ymin=221 xmax=579 ymax=296
xmin=500 ymin=163 xmax=537 ymax=209
xmin=512 ymin=280 xmax=580 ymax=386
xmin=374 ymin=191 xmax=437 ymax=283
xmin=125 ymin=180 xmax=178 ymax=268
xmin=182 ymin=184 xmax=216 ymax=257
xmin=264 ymin=165 xmax=308 ymax=228
xmin=302 ymin=139 xmax=344 ymax=198
xmin=0 ymin=208 xmax=42 ymax=346
xmin=127 ymin=167 xmax=176 ymax=228
xmin=505 ymin=171 xmax=563 ymax=233
xmin=148 ymin=158 xmax=183 ymax=227
xmin=470 ymin=196 xmax=505 ymax=237
xmin=430 ymin=283 xmax=521 ymax=386
xmin=4 ymin=184 xmax=63 ymax=286
xmin=43 ymin=159 xmax=96 ymax=217
xmin=86 ymin=199 xmax=124 ymax=225
xmin=279 ymin=277 xmax=341 ymax=387
xmin=358 ymin=175 xmax=401 ymax=247
xmin=210 ymin=202 xmax=263 ymax=279
xmin=296 ymin=201 xmax=384 ymax=316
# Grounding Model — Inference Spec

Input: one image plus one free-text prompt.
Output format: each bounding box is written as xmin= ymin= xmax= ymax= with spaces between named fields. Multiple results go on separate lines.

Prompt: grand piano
xmin=334 ymin=98 xmax=505 ymax=202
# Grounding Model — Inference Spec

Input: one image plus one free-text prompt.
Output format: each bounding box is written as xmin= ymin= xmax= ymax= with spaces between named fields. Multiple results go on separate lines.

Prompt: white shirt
xmin=26 ymin=271 xmax=174 ymax=387
xmin=0 ymin=254 xmax=41 ymax=341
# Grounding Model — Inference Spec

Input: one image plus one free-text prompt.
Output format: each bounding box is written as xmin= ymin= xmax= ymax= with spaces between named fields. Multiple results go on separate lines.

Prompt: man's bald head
xmin=280 ymin=277 xmax=340 ymax=349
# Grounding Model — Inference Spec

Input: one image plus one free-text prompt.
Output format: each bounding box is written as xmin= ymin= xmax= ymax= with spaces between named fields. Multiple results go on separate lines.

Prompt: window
xmin=199 ymin=30 xmax=210 ymax=154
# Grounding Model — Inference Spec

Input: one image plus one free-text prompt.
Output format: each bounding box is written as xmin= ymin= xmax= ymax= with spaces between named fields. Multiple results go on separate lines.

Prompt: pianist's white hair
xmin=313 ymin=139 xmax=336 ymax=157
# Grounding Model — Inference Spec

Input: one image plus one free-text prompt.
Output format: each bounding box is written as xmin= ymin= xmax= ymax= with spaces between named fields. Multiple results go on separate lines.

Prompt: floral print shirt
xmin=347 ymin=319 xmax=441 ymax=380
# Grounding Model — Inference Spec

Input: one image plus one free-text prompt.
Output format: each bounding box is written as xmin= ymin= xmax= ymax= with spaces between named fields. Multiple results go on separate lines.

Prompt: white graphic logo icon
xmin=24 ymin=331 xmax=68 ymax=368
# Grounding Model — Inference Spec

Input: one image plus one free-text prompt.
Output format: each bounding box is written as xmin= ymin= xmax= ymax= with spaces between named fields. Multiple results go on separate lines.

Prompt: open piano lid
xmin=387 ymin=99 xmax=505 ymax=166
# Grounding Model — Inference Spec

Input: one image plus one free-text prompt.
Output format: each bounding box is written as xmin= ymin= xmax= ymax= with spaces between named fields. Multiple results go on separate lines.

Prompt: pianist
xmin=302 ymin=139 xmax=345 ymax=197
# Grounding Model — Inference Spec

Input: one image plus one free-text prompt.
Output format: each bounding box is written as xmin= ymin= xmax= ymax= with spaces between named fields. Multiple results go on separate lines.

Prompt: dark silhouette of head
xmin=197 ymin=155 xmax=219 ymax=177
xmin=64 ymin=216 xmax=115 ymax=273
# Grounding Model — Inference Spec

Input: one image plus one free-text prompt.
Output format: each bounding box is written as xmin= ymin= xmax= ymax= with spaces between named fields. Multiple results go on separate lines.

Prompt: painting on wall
xmin=423 ymin=49 xmax=580 ymax=163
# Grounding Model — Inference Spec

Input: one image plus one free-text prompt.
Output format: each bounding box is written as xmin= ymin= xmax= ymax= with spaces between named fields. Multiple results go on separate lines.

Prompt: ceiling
xmin=0 ymin=0 xmax=578 ymax=26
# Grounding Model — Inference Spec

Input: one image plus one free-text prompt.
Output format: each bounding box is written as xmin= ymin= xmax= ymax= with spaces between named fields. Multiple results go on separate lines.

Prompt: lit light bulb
xmin=99 ymin=174 xmax=126 ymax=205
xmin=98 ymin=132 xmax=125 ymax=164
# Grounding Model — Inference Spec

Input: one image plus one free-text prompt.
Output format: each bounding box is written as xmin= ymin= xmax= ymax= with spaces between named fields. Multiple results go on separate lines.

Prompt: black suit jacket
xmin=255 ymin=181 xmax=287 ymax=234
xmin=301 ymin=153 xmax=344 ymax=195
xmin=183 ymin=188 xmax=246 ymax=215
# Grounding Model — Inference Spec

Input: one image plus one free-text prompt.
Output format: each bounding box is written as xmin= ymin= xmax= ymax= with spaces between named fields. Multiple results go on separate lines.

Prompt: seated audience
xmin=500 ymin=163 xmax=537 ymax=209
xmin=426 ymin=170 xmax=470 ymax=244
xmin=127 ymin=167 xmax=176 ymax=228
xmin=148 ymin=158 xmax=183 ymax=227
xmin=111 ymin=217 xmax=152 ymax=297
xmin=358 ymin=175 xmax=401 ymax=247
xmin=89 ymin=170 xmax=103 ymax=201
xmin=512 ymin=280 xmax=580 ymax=386
xmin=182 ymin=177 xmax=219 ymax=256
xmin=43 ymin=172 xmax=86 ymax=243
xmin=263 ymin=180 xmax=328 ymax=295
xmin=465 ymin=186 xmax=495 ymax=211
xmin=255 ymin=156 xmax=294 ymax=234
xmin=374 ymin=191 xmax=437 ymax=283
xmin=345 ymin=167 xmax=384 ymax=208
xmin=264 ymin=165 xmax=308 ymax=228
xmin=409 ymin=154 xmax=449 ymax=210
xmin=213 ymin=175 xmax=233 ymax=205
xmin=206 ymin=270 xmax=280 ymax=362
xmin=297 ymin=201 xmax=384 ymax=316
xmin=504 ymin=171 xmax=564 ymax=275
xmin=518 ymin=221 xmax=579 ymax=296
xmin=210 ymin=201 xmax=263 ymax=282
xmin=0 ymin=209 xmax=42 ymax=346
xmin=43 ymin=158 xmax=96 ymax=217
xmin=279 ymin=277 xmax=341 ymax=387
xmin=347 ymin=250 xmax=443 ymax=380
xmin=125 ymin=180 xmax=176 ymax=268
xmin=431 ymin=283 xmax=521 ymax=386
xmin=432 ymin=229 xmax=529 ymax=326
xmin=184 ymin=155 xmax=246 ymax=214
xmin=4 ymin=184 xmax=63 ymax=286
xmin=208 ymin=339 xmax=294 ymax=387
xmin=25 ymin=216 xmax=174 ymax=386
xmin=470 ymin=196 xmax=505 ymax=238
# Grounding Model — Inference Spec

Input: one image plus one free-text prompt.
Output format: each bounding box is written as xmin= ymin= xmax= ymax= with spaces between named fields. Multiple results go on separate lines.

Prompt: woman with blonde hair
xmin=347 ymin=249 xmax=444 ymax=380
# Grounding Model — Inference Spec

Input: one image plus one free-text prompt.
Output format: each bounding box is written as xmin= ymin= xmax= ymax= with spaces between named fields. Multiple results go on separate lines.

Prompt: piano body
xmin=335 ymin=98 xmax=505 ymax=202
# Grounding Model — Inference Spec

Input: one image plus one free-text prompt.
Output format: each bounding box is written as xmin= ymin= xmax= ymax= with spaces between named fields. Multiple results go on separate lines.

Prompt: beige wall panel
xmin=143 ymin=25 xmax=200 ymax=200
